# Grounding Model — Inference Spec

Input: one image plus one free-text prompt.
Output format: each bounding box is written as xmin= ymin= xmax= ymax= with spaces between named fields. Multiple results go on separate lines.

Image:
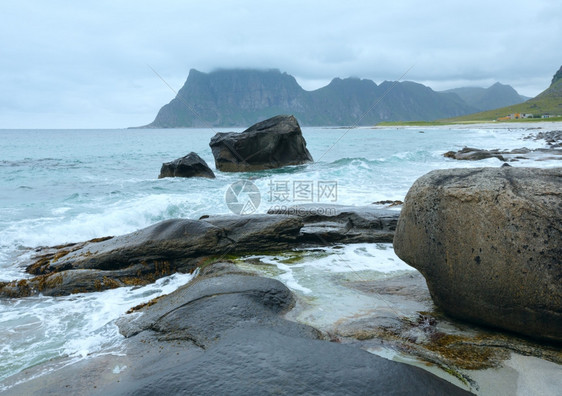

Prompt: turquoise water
xmin=0 ymin=125 xmax=557 ymax=386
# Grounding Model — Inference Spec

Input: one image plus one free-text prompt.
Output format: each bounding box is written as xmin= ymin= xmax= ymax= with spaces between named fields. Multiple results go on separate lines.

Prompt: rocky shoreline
xmin=0 ymin=205 xmax=399 ymax=298
xmin=2 ymin=120 xmax=561 ymax=395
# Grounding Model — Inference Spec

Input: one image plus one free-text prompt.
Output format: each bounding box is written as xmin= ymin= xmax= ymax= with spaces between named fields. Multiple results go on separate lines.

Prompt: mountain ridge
xmin=446 ymin=65 xmax=562 ymax=122
xmin=442 ymin=82 xmax=526 ymax=111
xmin=142 ymin=69 xmax=525 ymax=127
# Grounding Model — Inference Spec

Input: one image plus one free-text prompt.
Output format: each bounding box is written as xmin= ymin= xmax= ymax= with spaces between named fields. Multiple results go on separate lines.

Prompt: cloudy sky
xmin=1 ymin=0 xmax=561 ymax=128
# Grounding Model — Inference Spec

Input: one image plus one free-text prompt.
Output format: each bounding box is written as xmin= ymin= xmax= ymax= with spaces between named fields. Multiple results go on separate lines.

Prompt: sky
xmin=1 ymin=0 xmax=561 ymax=129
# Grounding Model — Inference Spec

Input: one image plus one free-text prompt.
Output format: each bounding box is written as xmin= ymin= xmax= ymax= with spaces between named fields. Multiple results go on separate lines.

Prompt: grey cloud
xmin=0 ymin=0 xmax=560 ymax=128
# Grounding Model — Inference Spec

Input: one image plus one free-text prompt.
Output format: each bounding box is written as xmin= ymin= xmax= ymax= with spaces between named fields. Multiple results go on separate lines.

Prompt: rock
xmin=527 ymin=130 xmax=562 ymax=149
xmin=372 ymin=199 xmax=404 ymax=207
xmin=2 ymin=204 xmax=406 ymax=297
xmin=2 ymin=264 xmax=472 ymax=395
xmin=443 ymin=147 xmax=507 ymax=161
xmin=444 ymin=146 xmax=561 ymax=162
xmin=268 ymin=203 xmax=399 ymax=243
xmin=158 ymin=152 xmax=215 ymax=179
xmin=209 ymin=115 xmax=313 ymax=172
xmin=116 ymin=266 xmax=318 ymax=344
xmin=2 ymin=215 xmax=303 ymax=297
xmin=393 ymin=167 xmax=562 ymax=342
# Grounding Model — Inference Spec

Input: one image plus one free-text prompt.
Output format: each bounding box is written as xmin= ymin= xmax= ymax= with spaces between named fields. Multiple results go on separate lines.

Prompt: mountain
xmin=442 ymin=82 xmax=526 ymax=111
xmin=446 ymin=65 xmax=562 ymax=122
xmin=141 ymin=69 xmax=478 ymax=127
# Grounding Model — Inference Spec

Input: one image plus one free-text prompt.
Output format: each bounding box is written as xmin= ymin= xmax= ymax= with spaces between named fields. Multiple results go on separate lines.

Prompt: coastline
xmin=373 ymin=120 xmax=562 ymax=130
xmin=0 ymin=125 xmax=560 ymax=395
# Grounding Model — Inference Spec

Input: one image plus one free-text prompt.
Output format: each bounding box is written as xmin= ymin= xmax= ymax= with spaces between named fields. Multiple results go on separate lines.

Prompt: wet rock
xmin=443 ymin=147 xmax=508 ymax=161
xmin=2 ymin=215 xmax=303 ymax=297
xmin=209 ymin=115 xmax=313 ymax=172
xmin=393 ymin=167 xmax=562 ymax=342
xmin=3 ymin=264 xmax=472 ymax=395
xmin=525 ymin=130 xmax=562 ymax=149
xmin=336 ymin=270 xmax=562 ymax=390
xmin=444 ymin=146 xmax=561 ymax=162
xmin=3 ymin=205 xmax=403 ymax=297
xmin=116 ymin=265 xmax=318 ymax=344
xmin=158 ymin=152 xmax=215 ymax=179
xmin=268 ymin=203 xmax=399 ymax=243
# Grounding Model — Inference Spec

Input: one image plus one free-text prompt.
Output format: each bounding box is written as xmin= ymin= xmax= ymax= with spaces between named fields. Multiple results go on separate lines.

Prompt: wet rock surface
xmin=158 ymin=152 xmax=215 ymax=179
xmin=2 ymin=264 xmax=472 ymax=396
xmin=209 ymin=115 xmax=313 ymax=172
xmin=393 ymin=167 xmax=562 ymax=342
xmin=2 ymin=205 xmax=399 ymax=298
xmin=331 ymin=271 xmax=562 ymax=392
xmin=524 ymin=130 xmax=562 ymax=148
xmin=1 ymin=215 xmax=303 ymax=297
xmin=443 ymin=146 xmax=562 ymax=161
xmin=268 ymin=203 xmax=399 ymax=244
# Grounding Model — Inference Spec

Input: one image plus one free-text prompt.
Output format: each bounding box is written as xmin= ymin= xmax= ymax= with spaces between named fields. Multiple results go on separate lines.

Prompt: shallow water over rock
xmin=234 ymin=244 xmax=562 ymax=395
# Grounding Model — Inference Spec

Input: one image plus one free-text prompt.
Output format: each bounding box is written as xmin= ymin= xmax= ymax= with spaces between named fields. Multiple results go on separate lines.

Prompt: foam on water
xmin=238 ymin=243 xmax=417 ymax=329
xmin=242 ymin=243 xmax=414 ymax=293
xmin=0 ymin=272 xmax=195 ymax=386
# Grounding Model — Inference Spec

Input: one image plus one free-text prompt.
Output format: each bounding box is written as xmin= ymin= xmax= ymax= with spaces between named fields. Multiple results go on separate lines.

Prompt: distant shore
xmin=374 ymin=120 xmax=562 ymax=130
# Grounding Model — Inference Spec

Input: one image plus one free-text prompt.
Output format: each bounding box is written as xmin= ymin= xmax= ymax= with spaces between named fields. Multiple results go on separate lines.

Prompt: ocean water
xmin=0 ymin=125 xmax=559 ymax=386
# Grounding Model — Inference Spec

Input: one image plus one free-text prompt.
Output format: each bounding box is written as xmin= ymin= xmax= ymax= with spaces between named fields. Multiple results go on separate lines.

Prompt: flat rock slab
xmin=2 ymin=265 xmax=472 ymax=395
xmin=443 ymin=146 xmax=562 ymax=162
xmin=268 ymin=203 xmax=399 ymax=243
xmin=2 ymin=205 xmax=401 ymax=297
xmin=1 ymin=215 xmax=303 ymax=297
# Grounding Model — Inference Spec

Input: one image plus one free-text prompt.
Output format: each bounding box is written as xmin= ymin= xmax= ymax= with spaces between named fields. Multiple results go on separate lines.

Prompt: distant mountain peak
xmin=140 ymin=69 xmax=524 ymax=128
xmin=441 ymin=82 xmax=525 ymax=112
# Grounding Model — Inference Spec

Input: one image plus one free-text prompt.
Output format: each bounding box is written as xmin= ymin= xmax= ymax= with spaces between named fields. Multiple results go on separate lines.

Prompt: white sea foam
xmin=0 ymin=272 xmax=194 ymax=384
xmin=244 ymin=243 xmax=415 ymax=297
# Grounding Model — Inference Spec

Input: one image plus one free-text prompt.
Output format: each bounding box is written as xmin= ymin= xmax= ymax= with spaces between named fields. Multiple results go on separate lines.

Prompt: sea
xmin=0 ymin=124 xmax=560 ymax=389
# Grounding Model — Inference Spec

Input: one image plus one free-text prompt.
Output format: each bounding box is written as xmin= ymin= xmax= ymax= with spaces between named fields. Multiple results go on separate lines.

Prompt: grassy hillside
xmin=444 ymin=74 xmax=562 ymax=122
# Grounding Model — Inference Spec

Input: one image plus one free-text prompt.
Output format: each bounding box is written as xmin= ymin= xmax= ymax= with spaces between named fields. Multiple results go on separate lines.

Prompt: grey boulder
xmin=158 ymin=152 xmax=215 ymax=178
xmin=209 ymin=115 xmax=313 ymax=172
xmin=393 ymin=167 xmax=562 ymax=342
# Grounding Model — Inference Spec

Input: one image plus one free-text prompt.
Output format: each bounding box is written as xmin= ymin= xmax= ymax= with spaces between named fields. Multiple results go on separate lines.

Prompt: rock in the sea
xmin=444 ymin=146 xmax=562 ymax=162
xmin=209 ymin=115 xmax=313 ymax=172
xmin=393 ymin=167 xmax=562 ymax=342
xmin=443 ymin=147 xmax=508 ymax=161
xmin=158 ymin=152 xmax=215 ymax=179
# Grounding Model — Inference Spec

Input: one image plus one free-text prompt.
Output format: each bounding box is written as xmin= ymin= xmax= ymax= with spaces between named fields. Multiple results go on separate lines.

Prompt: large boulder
xmin=393 ymin=167 xmax=562 ymax=342
xmin=209 ymin=115 xmax=313 ymax=172
xmin=158 ymin=152 xmax=215 ymax=178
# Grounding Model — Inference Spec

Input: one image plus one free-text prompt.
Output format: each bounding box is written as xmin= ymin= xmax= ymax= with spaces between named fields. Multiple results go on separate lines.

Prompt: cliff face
xmin=144 ymin=69 xmax=513 ymax=127
xmin=151 ymin=69 xmax=308 ymax=127
xmin=551 ymin=65 xmax=562 ymax=86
